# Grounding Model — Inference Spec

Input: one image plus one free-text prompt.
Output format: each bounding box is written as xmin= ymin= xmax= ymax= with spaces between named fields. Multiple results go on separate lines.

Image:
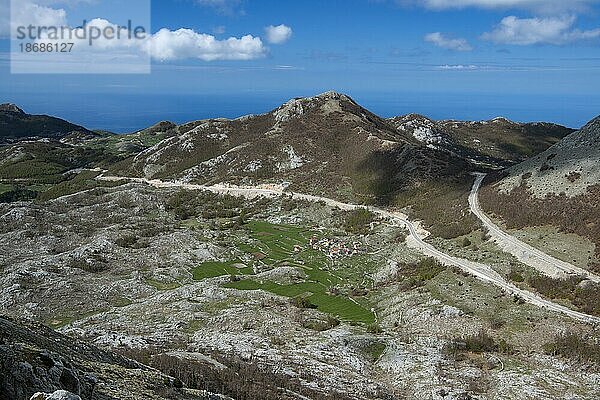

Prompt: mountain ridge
xmin=0 ymin=104 xmax=96 ymax=144
xmin=479 ymin=112 xmax=600 ymax=268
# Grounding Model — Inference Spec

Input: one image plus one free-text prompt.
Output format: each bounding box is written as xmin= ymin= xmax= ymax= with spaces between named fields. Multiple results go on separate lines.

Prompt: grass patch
xmin=185 ymin=319 xmax=206 ymax=333
xmin=225 ymin=279 xmax=374 ymax=323
xmin=187 ymin=220 xmax=376 ymax=324
xmin=46 ymin=316 xmax=77 ymax=329
xmin=192 ymin=261 xmax=254 ymax=280
xmin=112 ymin=297 xmax=133 ymax=308
xmin=45 ymin=310 xmax=102 ymax=329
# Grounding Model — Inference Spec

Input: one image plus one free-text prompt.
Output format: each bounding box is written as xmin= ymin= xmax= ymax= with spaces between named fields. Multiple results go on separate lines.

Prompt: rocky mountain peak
xmin=273 ymin=91 xmax=360 ymax=123
xmin=489 ymin=116 xmax=514 ymax=124
xmin=388 ymin=113 xmax=447 ymax=145
xmin=0 ymin=103 xmax=25 ymax=114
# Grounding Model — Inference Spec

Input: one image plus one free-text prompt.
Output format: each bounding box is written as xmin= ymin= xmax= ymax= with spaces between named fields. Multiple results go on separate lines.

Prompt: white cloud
xmin=482 ymin=15 xmax=600 ymax=45
xmin=36 ymin=20 xmax=267 ymax=61
xmin=437 ymin=64 xmax=479 ymax=69
xmin=404 ymin=0 xmax=600 ymax=14
xmin=264 ymin=24 xmax=292 ymax=44
xmin=6 ymin=1 xmax=272 ymax=62
xmin=145 ymin=29 xmax=266 ymax=61
xmin=424 ymin=32 xmax=472 ymax=51
xmin=0 ymin=0 xmax=68 ymax=38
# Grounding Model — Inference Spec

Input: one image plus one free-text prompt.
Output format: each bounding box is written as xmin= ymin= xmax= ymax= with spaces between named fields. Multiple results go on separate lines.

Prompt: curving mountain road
xmin=469 ymin=173 xmax=600 ymax=283
xmin=97 ymin=174 xmax=600 ymax=324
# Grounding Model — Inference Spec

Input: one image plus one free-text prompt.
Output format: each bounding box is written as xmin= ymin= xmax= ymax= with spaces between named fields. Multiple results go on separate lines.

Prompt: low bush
xmin=543 ymin=332 xmax=600 ymax=366
xmin=0 ymin=187 xmax=38 ymax=203
xmin=366 ymin=323 xmax=383 ymax=334
xmin=344 ymin=208 xmax=376 ymax=234
xmin=446 ymin=330 xmax=511 ymax=355
xmin=508 ymin=269 xmax=525 ymax=283
xmin=291 ymin=296 xmax=317 ymax=309
xmin=395 ymin=258 xmax=446 ymax=289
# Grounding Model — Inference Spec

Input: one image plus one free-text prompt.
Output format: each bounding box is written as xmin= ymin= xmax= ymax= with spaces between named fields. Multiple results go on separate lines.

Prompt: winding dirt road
xmin=469 ymin=173 xmax=600 ymax=283
xmin=98 ymin=175 xmax=600 ymax=324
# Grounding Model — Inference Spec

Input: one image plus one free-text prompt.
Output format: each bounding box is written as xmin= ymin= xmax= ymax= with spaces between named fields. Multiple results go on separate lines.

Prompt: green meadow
xmin=193 ymin=220 xmax=375 ymax=324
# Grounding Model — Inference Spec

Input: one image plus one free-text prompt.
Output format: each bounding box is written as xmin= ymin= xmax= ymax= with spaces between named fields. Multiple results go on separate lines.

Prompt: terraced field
xmin=193 ymin=220 xmax=376 ymax=324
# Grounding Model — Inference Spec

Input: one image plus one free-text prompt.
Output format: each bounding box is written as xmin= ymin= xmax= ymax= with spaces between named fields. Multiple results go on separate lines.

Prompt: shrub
xmin=115 ymin=234 xmax=138 ymax=248
xmin=395 ymin=258 xmax=446 ymax=289
xmin=302 ymin=316 xmax=340 ymax=331
xmin=527 ymin=274 xmax=581 ymax=301
xmin=566 ymin=171 xmax=581 ymax=183
xmin=479 ymin=182 xmax=600 ymax=262
xmin=145 ymin=352 xmax=357 ymax=400
xmin=461 ymin=237 xmax=472 ymax=247
xmin=543 ymin=332 xmax=600 ymax=366
xmin=446 ymin=330 xmax=510 ymax=355
xmin=344 ymin=208 xmax=376 ymax=234
xmin=291 ymin=296 xmax=317 ymax=309
xmin=366 ymin=323 xmax=383 ymax=334
xmin=508 ymin=269 xmax=525 ymax=283
xmin=0 ymin=187 xmax=38 ymax=203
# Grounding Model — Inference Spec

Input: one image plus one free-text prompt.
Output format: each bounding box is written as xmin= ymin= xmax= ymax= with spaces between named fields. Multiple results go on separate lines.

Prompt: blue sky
xmin=1 ymin=0 xmax=600 ymax=131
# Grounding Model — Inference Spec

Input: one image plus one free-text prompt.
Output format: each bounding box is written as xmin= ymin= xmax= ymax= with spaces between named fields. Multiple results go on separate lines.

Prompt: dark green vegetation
xmin=191 ymin=220 xmax=376 ymax=324
xmin=446 ymin=330 xmax=511 ymax=355
xmin=343 ymin=208 xmax=376 ymax=234
xmin=167 ymin=189 xmax=253 ymax=221
xmin=0 ymin=169 xmax=124 ymax=203
xmin=507 ymin=268 xmax=600 ymax=316
xmin=0 ymin=186 xmax=37 ymax=202
xmin=543 ymin=332 xmax=600 ymax=367
xmin=0 ymin=123 xmax=175 ymax=203
xmin=394 ymin=258 xmax=447 ymax=290
xmin=0 ymin=103 xmax=94 ymax=143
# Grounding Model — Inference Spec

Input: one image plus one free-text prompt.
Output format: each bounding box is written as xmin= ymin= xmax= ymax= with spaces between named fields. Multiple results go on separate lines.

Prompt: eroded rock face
xmin=0 ymin=316 xmax=219 ymax=400
xmin=30 ymin=390 xmax=82 ymax=400
xmin=0 ymin=103 xmax=25 ymax=114
xmin=0 ymin=333 xmax=93 ymax=400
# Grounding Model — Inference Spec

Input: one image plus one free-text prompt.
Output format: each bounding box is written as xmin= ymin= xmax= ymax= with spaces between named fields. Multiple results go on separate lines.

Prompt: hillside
xmin=113 ymin=92 xmax=462 ymax=202
xmin=480 ymin=114 xmax=600 ymax=268
xmin=1 ymin=98 xmax=600 ymax=400
xmin=0 ymin=316 xmax=224 ymax=400
xmin=0 ymin=104 xmax=96 ymax=144
xmin=389 ymin=114 xmax=573 ymax=166
xmin=0 ymin=94 xmax=574 ymax=240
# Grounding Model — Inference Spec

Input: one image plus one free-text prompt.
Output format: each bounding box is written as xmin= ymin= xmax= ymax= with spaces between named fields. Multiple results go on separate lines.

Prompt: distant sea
xmin=2 ymin=91 xmax=599 ymax=133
